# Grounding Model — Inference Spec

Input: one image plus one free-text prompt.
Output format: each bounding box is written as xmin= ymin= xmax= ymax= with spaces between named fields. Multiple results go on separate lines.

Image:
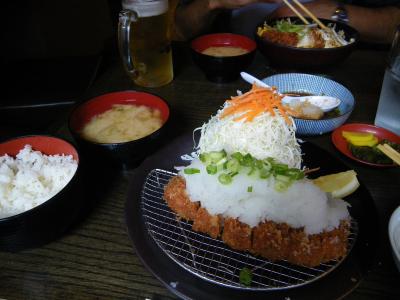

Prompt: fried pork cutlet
xmin=163 ymin=176 xmax=350 ymax=267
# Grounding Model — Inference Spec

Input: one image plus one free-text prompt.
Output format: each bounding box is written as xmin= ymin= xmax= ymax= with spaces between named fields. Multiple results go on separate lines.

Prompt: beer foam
xmin=122 ymin=0 xmax=168 ymax=17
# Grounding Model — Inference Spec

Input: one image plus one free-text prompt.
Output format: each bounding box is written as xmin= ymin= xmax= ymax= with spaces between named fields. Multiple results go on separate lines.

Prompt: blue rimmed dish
xmin=263 ymin=73 xmax=355 ymax=136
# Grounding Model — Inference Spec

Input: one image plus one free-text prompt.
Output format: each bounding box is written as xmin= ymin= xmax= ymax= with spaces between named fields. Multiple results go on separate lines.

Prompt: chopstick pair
xmin=282 ymin=0 xmax=328 ymax=30
xmin=377 ymin=144 xmax=400 ymax=165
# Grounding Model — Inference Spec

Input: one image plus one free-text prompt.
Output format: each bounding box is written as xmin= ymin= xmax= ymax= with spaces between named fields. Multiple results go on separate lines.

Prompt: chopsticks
xmin=377 ymin=144 xmax=400 ymax=165
xmin=282 ymin=0 xmax=309 ymax=25
xmin=283 ymin=0 xmax=328 ymax=31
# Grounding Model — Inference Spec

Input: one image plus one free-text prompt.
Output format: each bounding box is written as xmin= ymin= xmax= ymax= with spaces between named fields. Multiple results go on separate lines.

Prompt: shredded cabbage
xmin=196 ymin=103 xmax=302 ymax=169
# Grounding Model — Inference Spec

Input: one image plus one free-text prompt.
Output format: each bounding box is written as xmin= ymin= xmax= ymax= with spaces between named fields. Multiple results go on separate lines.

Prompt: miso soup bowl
xmin=0 ymin=135 xmax=82 ymax=251
xmin=191 ymin=33 xmax=256 ymax=83
xmin=68 ymin=91 xmax=170 ymax=168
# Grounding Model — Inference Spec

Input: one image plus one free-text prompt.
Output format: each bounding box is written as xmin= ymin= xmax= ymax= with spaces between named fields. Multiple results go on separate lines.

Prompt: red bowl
xmin=69 ymin=91 xmax=170 ymax=168
xmin=332 ymin=123 xmax=400 ymax=167
xmin=191 ymin=33 xmax=256 ymax=82
xmin=0 ymin=135 xmax=79 ymax=160
xmin=0 ymin=135 xmax=82 ymax=251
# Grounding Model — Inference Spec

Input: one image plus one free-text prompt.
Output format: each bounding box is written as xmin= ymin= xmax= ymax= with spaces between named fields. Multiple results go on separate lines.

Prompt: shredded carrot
xmin=220 ymin=84 xmax=294 ymax=125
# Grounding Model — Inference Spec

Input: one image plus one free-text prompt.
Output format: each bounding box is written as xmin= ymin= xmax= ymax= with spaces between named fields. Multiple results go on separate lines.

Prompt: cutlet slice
xmin=163 ymin=176 xmax=199 ymax=221
xmin=222 ymin=218 xmax=252 ymax=251
xmin=251 ymin=221 xmax=290 ymax=261
xmin=193 ymin=207 xmax=221 ymax=239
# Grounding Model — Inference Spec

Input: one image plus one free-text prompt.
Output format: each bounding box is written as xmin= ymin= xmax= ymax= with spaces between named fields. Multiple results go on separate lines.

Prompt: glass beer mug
xmin=118 ymin=0 xmax=175 ymax=87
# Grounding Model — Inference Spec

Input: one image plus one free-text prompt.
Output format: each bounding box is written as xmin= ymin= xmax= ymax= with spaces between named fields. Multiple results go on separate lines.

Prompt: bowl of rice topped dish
xmin=255 ymin=17 xmax=359 ymax=69
xmin=0 ymin=135 xmax=82 ymax=251
xmin=162 ymin=84 xmax=359 ymax=268
xmin=69 ymin=91 xmax=170 ymax=168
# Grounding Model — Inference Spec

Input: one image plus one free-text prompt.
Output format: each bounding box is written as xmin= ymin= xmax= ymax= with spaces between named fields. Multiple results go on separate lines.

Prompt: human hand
xmin=209 ymin=0 xmax=282 ymax=10
xmin=270 ymin=0 xmax=337 ymax=20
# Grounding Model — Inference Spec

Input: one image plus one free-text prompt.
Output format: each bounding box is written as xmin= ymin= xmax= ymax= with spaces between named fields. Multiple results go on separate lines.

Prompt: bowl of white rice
xmin=68 ymin=91 xmax=170 ymax=168
xmin=0 ymin=135 xmax=82 ymax=251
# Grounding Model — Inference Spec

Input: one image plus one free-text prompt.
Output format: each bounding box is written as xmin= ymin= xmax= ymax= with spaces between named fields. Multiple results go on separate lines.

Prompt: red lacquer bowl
xmin=69 ymin=90 xmax=170 ymax=168
xmin=0 ymin=135 xmax=82 ymax=251
xmin=332 ymin=123 xmax=400 ymax=167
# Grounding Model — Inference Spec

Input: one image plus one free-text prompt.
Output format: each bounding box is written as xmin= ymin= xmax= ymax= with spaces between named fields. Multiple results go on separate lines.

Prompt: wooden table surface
xmin=1 ymin=43 xmax=400 ymax=300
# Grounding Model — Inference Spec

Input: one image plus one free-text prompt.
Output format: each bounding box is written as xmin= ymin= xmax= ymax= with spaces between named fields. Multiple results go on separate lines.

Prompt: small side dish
xmin=332 ymin=123 xmax=400 ymax=167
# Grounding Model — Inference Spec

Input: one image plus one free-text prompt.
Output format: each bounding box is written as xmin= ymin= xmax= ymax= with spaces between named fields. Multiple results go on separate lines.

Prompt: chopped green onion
xmin=206 ymin=164 xmax=217 ymax=175
xmin=218 ymin=173 xmax=232 ymax=185
xmin=226 ymin=158 xmax=240 ymax=173
xmin=273 ymin=163 xmax=289 ymax=175
xmin=209 ymin=150 xmax=227 ymax=163
xmin=254 ymin=159 xmax=264 ymax=169
xmin=242 ymin=154 xmax=254 ymax=167
xmin=247 ymin=186 xmax=253 ymax=192
xmin=239 ymin=267 xmax=252 ymax=286
xmin=231 ymin=152 xmax=243 ymax=162
xmin=275 ymin=174 xmax=291 ymax=183
xmin=275 ymin=180 xmax=289 ymax=192
xmin=259 ymin=168 xmax=271 ymax=179
xmin=184 ymin=168 xmax=200 ymax=175
xmin=262 ymin=159 xmax=272 ymax=171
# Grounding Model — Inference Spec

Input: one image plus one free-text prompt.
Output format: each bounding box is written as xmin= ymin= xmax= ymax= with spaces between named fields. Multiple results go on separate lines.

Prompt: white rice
xmin=0 ymin=145 xmax=78 ymax=219
xmin=181 ymin=158 xmax=349 ymax=235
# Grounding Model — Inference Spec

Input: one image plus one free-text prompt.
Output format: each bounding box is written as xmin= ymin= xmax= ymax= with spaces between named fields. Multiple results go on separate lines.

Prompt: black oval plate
xmin=125 ymin=132 xmax=378 ymax=300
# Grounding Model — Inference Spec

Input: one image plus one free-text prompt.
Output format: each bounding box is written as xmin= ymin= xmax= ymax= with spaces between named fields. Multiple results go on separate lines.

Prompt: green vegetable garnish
xmin=218 ymin=173 xmax=233 ymax=185
xmin=184 ymin=168 xmax=200 ymax=175
xmin=206 ymin=164 xmax=217 ymax=175
xmin=239 ymin=267 xmax=253 ymax=286
xmin=198 ymin=151 xmax=305 ymax=191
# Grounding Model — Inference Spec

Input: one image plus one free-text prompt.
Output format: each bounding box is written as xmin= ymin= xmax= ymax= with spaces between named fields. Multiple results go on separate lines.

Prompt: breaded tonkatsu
xmin=163 ymin=176 xmax=350 ymax=268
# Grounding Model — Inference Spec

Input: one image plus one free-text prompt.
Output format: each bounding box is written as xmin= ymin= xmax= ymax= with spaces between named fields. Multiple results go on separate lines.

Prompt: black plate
xmin=125 ymin=132 xmax=378 ymax=300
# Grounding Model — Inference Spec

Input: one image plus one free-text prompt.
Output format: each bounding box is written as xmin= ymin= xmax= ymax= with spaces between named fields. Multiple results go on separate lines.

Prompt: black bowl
xmin=68 ymin=90 xmax=170 ymax=169
xmin=255 ymin=17 xmax=359 ymax=69
xmin=191 ymin=33 xmax=256 ymax=82
xmin=0 ymin=135 xmax=82 ymax=251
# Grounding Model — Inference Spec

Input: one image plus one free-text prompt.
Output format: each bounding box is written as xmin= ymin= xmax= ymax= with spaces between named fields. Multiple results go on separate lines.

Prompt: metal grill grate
xmin=141 ymin=169 xmax=358 ymax=290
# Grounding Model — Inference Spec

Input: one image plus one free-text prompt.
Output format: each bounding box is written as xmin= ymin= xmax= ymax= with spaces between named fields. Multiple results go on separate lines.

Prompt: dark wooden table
xmin=1 ymin=43 xmax=400 ymax=300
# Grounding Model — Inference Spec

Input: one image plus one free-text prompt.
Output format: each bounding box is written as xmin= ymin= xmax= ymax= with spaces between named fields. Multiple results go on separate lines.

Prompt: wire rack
xmin=141 ymin=169 xmax=358 ymax=291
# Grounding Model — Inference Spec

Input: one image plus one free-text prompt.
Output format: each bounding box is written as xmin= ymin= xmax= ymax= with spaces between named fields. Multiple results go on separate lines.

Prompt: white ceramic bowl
xmin=389 ymin=206 xmax=400 ymax=272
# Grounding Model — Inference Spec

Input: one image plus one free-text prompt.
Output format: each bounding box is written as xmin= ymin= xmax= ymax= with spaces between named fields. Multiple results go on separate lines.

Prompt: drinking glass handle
xmin=118 ymin=9 xmax=138 ymax=77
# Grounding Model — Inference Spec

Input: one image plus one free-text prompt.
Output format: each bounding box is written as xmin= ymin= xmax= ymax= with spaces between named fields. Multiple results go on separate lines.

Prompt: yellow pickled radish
xmin=349 ymin=136 xmax=378 ymax=147
xmin=342 ymin=131 xmax=378 ymax=147
xmin=313 ymin=170 xmax=360 ymax=198
xmin=342 ymin=131 xmax=375 ymax=141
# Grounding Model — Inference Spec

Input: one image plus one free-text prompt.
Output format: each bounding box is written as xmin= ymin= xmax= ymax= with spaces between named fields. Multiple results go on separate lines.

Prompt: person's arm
xmin=270 ymin=0 xmax=400 ymax=44
xmin=173 ymin=0 xmax=280 ymax=40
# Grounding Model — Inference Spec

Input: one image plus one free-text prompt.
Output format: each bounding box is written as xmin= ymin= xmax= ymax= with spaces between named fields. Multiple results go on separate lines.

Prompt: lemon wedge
xmin=313 ymin=170 xmax=360 ymax=198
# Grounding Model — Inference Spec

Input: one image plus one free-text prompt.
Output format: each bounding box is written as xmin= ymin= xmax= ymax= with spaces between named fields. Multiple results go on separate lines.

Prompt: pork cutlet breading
xmin=163 ymin=175 xmax=349 ymax=267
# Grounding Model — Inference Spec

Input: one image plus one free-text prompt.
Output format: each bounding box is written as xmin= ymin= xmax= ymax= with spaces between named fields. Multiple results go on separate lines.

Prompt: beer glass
xmin=374 ymin=27 xmax=400 ymax=135
xmin=118 ymin=0 xmax=176 ymax=87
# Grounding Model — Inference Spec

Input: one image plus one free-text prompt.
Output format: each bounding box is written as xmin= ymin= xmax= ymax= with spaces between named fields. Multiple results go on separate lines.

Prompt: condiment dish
xmin=240 ymin=72 xmax=341 ymax=112
xmin=263 ymin=73 xmax=355 ymax=135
